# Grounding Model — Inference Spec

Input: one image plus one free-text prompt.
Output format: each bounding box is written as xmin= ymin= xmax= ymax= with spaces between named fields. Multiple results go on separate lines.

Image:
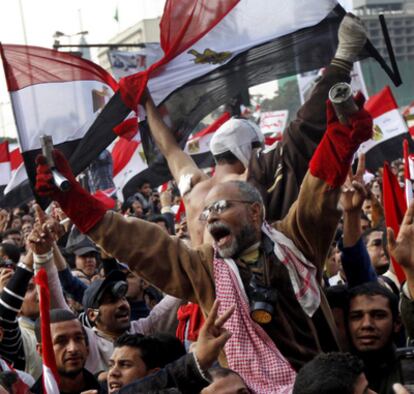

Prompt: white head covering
xmin=209 ymin=118 xmax=264 ymax=168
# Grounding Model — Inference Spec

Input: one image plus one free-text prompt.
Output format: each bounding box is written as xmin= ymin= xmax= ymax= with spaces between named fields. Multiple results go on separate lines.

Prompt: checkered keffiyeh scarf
xmin=213 ymin=256 xmax=296 ymax=394
xmin=261 ymin=223 xmax=320 ymax=317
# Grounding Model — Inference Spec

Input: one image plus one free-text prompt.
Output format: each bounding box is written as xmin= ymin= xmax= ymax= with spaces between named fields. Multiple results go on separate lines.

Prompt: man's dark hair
xmin=152 ymin=333 xmax=186 ymax=367
xmin=114 ymin=333 xmax=172 ymax=370
xmin=148 ymin=215 xmax=169 ymax=228
xmin=3 ymin=229 xmax=21 ymax=238
xmin=0 ymin=371 xmax=19 ymax=392
xmin=362 ymin=225 xmax=386 ymax=245
xmin=325 ymin=285 xmax=348 ymax=310
xmin=213 ymin=141 xmax=262 ymax=165
xmin=35 ymin=308 xmax=80 ymax=342
xmin=0 ymin=242 xmax=21 ymax=264
xmin=293 ymin=352 xmax=364 ymax=394
xmin=347 ymin=282 xmax=399 ymax=321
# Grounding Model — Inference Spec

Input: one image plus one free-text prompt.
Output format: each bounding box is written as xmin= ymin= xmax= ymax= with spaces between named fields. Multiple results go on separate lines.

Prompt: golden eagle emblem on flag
xmin=187 ymin=48 xmax=232 ymax=65
xmin=187 ymin=139 xmax=200 ymax=154
xmin=372 ymin=124 xmax=384 ymax=141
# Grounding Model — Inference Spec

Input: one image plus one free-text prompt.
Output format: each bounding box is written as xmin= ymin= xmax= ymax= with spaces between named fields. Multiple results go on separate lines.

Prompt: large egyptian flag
xmin=0 ymin=44 xmax=121 ymax=206
xmin=85 ymin=0 xmax=390 ymax=181
xmin=360 ymin=86 xmax=411 ymax=171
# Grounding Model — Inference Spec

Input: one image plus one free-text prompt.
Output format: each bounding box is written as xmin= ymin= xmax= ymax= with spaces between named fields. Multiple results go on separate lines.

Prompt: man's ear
xmin=393 ymin=316 xmax=402 ymax=334
xmin=147 ymin=367 xmax=160 ymax=376
xmin=249 ymin=201 xmax=263 ymax=223
xmin=36 ymin=343 xmax=42 ymax=356
xmin=87 ymin=308 xmax=98 ymax=324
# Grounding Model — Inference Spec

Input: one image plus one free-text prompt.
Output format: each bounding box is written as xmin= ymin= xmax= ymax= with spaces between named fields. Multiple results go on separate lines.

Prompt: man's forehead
xmin=350 ymin=294 xmax=390 ymax=311
xmin=112 ymin=345 xmax=141 ymax=360
xmin=51 ymin=319 xmax=83 ymax=335
xmin=205 ymin=183 xmax=240 ymax=204
xmin=367 ymin=231 xmax=383 ymax=241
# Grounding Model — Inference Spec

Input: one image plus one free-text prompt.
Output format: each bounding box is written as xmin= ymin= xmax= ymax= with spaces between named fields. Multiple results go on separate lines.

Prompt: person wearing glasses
xmin=34 ymin=85 xmax=373 ymax=391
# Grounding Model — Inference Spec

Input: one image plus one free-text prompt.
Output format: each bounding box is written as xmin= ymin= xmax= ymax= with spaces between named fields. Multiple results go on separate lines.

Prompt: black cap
xmin=82 ymin=270 xmax=127 ymax=310
xmin=66 ymin=228 xmax=99 ymax=256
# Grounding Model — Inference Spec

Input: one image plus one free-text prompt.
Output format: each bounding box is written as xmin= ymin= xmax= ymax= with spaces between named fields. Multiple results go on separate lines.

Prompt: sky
xmin=0 ymin=0 xmax=352 ymax=138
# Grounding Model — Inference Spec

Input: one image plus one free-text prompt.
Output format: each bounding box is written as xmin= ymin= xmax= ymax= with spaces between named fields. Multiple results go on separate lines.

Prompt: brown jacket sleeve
xmin=275 ymin=171 xmax=342 ymax=276
xmin=88 ymin=212 xmax=216 ymax=305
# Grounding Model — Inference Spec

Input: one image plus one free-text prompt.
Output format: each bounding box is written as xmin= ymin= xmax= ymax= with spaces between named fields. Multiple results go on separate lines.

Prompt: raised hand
xmin=27 ymin=205 xmax=55 ymax=255
xmin=195 ymin=300 xmax=235 ymax=371
xmin=340 ymin=154 xmax=367 ymax=213
xmin=387 ymin=200 xmax=414 ymax=272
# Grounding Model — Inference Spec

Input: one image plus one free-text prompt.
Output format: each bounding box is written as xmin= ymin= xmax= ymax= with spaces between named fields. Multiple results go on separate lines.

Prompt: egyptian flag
xmin=383 ymin=162 xmax=407 ymax=283
xmin=34 ymin=269 xmax=60 ymax=393
xmin=0 ymin=141 xmax=11 ymax=188
xmin=360 ymin=86 xmax=411 ymax=171
xmin=404 ymin=139 xmax=414 ymax=205
xmin=113 ymin=112 xmax=230 ymax=200
xmin=403 ymin=100 xmax=414 ymax=137
xmin=85 ymin=0 xmax=389 ymax=182
xmin=0 ymin=44 xmax=121 ymax=206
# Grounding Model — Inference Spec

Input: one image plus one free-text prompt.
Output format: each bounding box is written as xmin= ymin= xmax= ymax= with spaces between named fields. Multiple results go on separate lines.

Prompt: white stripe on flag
xmin=359 ymin=108 xmax=408 ymax=154
xmin=0 ymin=162 xmax=11 ymax=186
xmin=42 ymin=365 xmax=60 ymax=394
xmin=11 ymin=80 xmax=114 ymax=152
xmin=149 ymin=0 xmax=338 ymax=105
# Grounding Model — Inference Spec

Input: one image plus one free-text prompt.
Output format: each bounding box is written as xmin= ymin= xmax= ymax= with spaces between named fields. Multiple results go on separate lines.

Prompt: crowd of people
xmin=0 ymin=12 xmax=413 ymax=394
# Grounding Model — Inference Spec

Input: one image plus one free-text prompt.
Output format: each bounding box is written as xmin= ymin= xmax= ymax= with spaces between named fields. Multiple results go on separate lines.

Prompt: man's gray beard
xmin=217 ymin=222 xmax=257 ymax=259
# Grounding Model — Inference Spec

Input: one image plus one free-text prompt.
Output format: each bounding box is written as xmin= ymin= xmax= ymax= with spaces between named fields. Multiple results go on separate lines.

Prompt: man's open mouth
xmin=208 ymin=222 xmax=232 ymax=247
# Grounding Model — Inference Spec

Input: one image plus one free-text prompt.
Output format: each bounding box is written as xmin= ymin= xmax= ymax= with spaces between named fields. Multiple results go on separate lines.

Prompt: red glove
xmin=309 ymin=92 xmax=373 ymax=188
xmin=35 ymin=150 xmax=109 ymax=233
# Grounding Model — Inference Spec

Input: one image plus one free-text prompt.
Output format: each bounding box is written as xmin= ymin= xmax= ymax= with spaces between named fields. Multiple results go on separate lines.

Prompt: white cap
xmin=209 ymin=118 xmax=264 ymax=168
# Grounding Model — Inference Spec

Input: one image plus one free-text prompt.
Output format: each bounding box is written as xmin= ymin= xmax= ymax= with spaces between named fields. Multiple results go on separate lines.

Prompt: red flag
xmin=0 ymin=141 xmax=11 ymax=186
xmin=34 ymin=268 xmax=60 ymax=394
xmin=383 ymin=162 xmax=407 ymax=283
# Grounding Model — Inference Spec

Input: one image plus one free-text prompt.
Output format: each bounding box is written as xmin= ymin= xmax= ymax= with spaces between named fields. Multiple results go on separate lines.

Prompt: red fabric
xmin=383 ymin=162 xmax=407 ymax=283
xmin=175 ymin=199 xmax=186 ymax=223
xmin=35 ymin=150 xmax=109 ymax=233
xmin=0 ymin=44 xmax=118 ymax=92
xmin=404 ymin=139 xmax=410 ymax=180
xmin=188 ymin=112 xmax=231 ymax=140
xmin=176 ymin=303 xmax=205 ymax=342
xmin=0 ymin=141 xmax=10 ymax=163
xmin=112 ymin=138 xmax=140 ymax=177
xmin=92 ymin=190 xmax=116 ymax=210
xmin=34 ymin=269 xmax=60 ymax=390
xmin=118 ymin=0 xmax=239 ymax=111
xmin=364 ymin=86 xmax=398 ymax=119
xmin=113 ymin=117 xmax=139 ymax=141
xmin=309 ymin=94 xmax=373 ymax=188
xmin=10 ymin=148 xmax=23 ymax=170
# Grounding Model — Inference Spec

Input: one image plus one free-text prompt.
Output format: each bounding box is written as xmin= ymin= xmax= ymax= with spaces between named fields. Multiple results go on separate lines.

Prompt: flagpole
xmin=18 ymin=0 xmax=28 ymax=45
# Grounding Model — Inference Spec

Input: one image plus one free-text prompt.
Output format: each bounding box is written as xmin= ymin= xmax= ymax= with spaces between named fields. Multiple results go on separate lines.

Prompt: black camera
xmin=110 ymin=281 xmax=128 ymax=299
xmin=248 ymin=275 xmax=278 ymax=324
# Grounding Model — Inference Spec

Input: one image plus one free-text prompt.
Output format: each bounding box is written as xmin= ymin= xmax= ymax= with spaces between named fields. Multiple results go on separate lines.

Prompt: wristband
xmin=17 ymin=261 xmax=34 ymax=273
xmin=33 ymin=250 xmax=53 ymax=265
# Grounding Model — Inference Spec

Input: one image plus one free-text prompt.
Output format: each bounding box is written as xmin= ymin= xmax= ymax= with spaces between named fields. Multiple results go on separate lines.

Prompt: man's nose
xmin=360 ymin=314 xmax=374 ymax=329
xmin=66 ymin=339 xmax=79 ymax=353
xmin=109 ymin=365 xmax=121 ymax=378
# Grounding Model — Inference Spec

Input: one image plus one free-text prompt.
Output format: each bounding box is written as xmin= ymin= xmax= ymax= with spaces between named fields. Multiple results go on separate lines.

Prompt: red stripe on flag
xmin=119 ymin=0 xmax=239 ymax=111
xmin=383 ymin=162 xmax=407 ymax=284
xmin=188 ymin=112 xmax=231 ymax=141
xmin=364 ymin=86 xmax=398 ymax=118
xmin=0 ymin=44 xmax=118 ymax=92
xmin=10 ymin=148 xmax=23 ymax=170
xmin=34 ymin=268 xmax=60 ymax=393
xmin=0 ymin=141 xmax=10 ymax=162
xmin=112 ymin=138 xmax=140 ymax=177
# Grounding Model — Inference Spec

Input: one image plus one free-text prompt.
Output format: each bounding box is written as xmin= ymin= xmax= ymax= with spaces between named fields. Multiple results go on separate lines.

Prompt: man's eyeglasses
xmin=199 ymin=199 xmax=254 ymax=221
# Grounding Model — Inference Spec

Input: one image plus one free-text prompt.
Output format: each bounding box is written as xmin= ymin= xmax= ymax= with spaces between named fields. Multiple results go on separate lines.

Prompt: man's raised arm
xmin=143 ymin=92 xmax=207 ymax=187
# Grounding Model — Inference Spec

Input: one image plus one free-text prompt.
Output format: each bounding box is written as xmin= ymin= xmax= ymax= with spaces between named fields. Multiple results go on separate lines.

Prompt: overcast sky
xmin=0 ymin=0 xmax=352 ymax=137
